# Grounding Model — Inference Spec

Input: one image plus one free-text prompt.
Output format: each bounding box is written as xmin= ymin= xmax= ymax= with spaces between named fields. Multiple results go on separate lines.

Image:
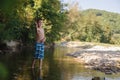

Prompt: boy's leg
xmin=39 ymin=59 xmax=43 ymax=69
xmin=39 ymin=43 xmax=44 ymax=69
xmin=32 ymin=59 xmax=36 ymax=68
xmin=39 ymin=67 xmax=42 ymax=80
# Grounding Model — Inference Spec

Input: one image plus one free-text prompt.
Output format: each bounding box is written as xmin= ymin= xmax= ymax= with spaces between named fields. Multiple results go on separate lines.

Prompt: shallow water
xmin=0 ymin=46 xmax=120 ymax=80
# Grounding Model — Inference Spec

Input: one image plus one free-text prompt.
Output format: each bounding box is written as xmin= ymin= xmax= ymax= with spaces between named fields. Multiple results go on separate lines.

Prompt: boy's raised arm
xmin=35 ymin=22 xmax=38 ymax=28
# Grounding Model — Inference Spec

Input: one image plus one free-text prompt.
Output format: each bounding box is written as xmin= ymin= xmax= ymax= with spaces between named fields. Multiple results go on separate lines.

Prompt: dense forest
xmin=0 ymin=0 xmax=120 ymax=45
xmin=0 ymin=0 xmax=66 ymax=45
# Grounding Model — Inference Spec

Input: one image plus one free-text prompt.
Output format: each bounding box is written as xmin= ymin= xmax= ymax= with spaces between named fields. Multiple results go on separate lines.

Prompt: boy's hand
xmin=41 ymin=38 xmax=46 ymax=43
xmin=35 ymin=22 xmax=38 ymax=27
xmin=35 ymin=22 xmax=37 ymax=25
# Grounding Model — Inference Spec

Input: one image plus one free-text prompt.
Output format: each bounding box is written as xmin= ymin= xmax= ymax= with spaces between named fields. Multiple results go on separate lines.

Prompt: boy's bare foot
xmin=32 ymin=67 xmax=34 ymax=69
xmin=39 ymin=67 xmax=42 ymax=70
xmin=32 ymin=65 xmax=35 ymax=68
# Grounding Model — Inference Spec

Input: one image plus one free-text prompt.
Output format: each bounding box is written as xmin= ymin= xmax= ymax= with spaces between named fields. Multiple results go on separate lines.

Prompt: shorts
xmin=34 ymin=43 xmax=44 ymax=59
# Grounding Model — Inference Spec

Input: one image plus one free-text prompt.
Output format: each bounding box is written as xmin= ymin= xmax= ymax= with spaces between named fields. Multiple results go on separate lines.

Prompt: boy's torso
xmin=36 ymin=28 xmax=45 ymax=43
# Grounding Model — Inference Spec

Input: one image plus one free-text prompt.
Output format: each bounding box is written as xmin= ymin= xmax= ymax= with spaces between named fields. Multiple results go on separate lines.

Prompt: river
xmin=0 ymin=46 xmax=120 ymax=80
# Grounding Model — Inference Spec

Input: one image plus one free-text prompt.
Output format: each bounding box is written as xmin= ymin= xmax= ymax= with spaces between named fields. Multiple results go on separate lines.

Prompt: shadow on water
xmin=43 ymin=47 xmax=62 ymax=80
xmin=1 ymin=46 xmax=120 ymax=80
xmin=31 ymin=47 xmax=62 ymax=80
xmin=91 ymin=77 xmax=105 ymax=80
xmin=0 ymin=47 xmax=34 ymax=80
xmin=0 ymin=46 xmax=61 ymax=80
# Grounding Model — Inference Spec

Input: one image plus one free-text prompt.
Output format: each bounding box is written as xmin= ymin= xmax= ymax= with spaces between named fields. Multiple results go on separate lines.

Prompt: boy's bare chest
xmin=37 ymin=28 xmax=44 ymax=34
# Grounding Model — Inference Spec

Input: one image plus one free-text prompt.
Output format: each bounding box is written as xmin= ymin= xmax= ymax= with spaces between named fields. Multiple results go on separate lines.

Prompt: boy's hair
xmin=36 ymin=18 xmax=42 ymax=23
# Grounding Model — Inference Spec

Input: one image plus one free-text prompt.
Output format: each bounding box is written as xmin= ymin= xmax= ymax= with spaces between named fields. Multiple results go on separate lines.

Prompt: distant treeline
xmin=82 ymin=9 xmax=120 ymax=44
xmin=61 ymin=8 xmax=120 ymax=44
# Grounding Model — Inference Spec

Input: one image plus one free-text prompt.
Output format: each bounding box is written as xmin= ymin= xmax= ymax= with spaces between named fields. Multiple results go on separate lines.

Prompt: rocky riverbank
xmin=71 ymin=50 xmax=120 ymax=74
xmin=57 ymin=41 xmax=120 ymax=74
xmin=0 ymin=40 xmax=22 ymax=54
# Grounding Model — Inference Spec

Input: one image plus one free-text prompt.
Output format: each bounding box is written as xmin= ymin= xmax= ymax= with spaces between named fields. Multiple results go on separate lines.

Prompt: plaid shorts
xmin=34 ymin=43 xmax=44 ymax=59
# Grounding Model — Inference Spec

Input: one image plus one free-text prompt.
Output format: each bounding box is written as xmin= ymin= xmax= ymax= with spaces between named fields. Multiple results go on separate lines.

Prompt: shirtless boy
xmin=32 ymin=18 xmax=46 ymax=69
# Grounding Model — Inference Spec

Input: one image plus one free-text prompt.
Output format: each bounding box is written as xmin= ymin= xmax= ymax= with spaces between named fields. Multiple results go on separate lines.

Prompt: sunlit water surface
xmin=0 ymin=46 xmax=120 ymax=80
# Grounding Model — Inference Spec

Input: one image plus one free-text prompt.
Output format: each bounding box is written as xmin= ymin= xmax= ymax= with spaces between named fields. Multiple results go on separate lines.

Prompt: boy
xmin=32 ymin=18 xmax=46 ymax=69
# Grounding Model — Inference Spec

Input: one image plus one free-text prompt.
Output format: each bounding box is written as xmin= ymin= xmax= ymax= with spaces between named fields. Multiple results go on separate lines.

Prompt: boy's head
xmin=36 ymin=18 xmax=42 ymax=23
xmin=36 ymin=18 xmax=42 ymax=27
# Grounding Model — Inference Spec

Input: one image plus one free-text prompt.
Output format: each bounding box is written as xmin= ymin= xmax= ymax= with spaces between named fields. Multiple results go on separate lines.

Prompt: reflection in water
xmin=39 ymin=69 xmax=42 ymax=80
xmin=32 ymin=68 xmax=36 ymax=80
xmin=0 ymin=63 xmax=8 ymax=80
xmin=92 ymin=77 xmax=105 ymax=80
xmin=1 ymin=47 xmax=120 ymax=80
xmin=32 ymin=68 xmax=42 ymax=80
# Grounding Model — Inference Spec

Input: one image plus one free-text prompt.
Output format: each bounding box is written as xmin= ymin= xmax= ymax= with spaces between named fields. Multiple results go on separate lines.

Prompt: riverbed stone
xmin=62 ymin=41 xmax=120 ymax=74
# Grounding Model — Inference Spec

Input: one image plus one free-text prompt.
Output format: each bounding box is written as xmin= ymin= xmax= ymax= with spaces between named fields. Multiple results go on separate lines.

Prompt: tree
xmin=61 ymin=3 xmax=83 ymax=41
xmin=35 ymin=0 xmax=66 ymax=43
xmin=0 ymin=0 xmax=66 ymax=44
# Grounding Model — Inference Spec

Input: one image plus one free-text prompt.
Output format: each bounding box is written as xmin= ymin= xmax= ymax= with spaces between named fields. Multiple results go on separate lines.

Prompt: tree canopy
xmin=0 ymin=0 xmax=66 ymax=45
xmin=0 ymin=1 xmax=120 ymax=45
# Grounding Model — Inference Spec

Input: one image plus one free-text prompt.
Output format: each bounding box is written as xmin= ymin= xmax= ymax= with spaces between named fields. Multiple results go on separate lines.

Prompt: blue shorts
xmin=34 ymin=43 xmax=44 ymax=59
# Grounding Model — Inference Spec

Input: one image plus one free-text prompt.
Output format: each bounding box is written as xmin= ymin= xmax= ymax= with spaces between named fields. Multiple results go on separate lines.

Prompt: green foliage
xmin=0 ymin=0 xmax=120 ymax=45
xmin=83 ymin=9 xmax=120 ymax=34
xmin=80 ymin=21 xmax=103 ymax=42
xmin=110 ymin=34 xmax=120 ymax=44
xmin=61 ymin=3 xmax=82 ymax=41
xmin=35 ymin=0 xmax=66 ymax=43
xmin=0 ymin=0 xmax=66 ymax=44
xmin=62 ymin=7 xmax=119 ymax=44
xmin=0 ymin=63 xmax=8 ymax=80
xmin=0 ymin=0 xmax=34 ymax=42
xmin=81 ymin=9 xmax=119 ymax=44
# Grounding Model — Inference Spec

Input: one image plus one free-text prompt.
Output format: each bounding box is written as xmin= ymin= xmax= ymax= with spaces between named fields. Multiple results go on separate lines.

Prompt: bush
xmin=110 ymin=34 xmax=120 ymax=44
